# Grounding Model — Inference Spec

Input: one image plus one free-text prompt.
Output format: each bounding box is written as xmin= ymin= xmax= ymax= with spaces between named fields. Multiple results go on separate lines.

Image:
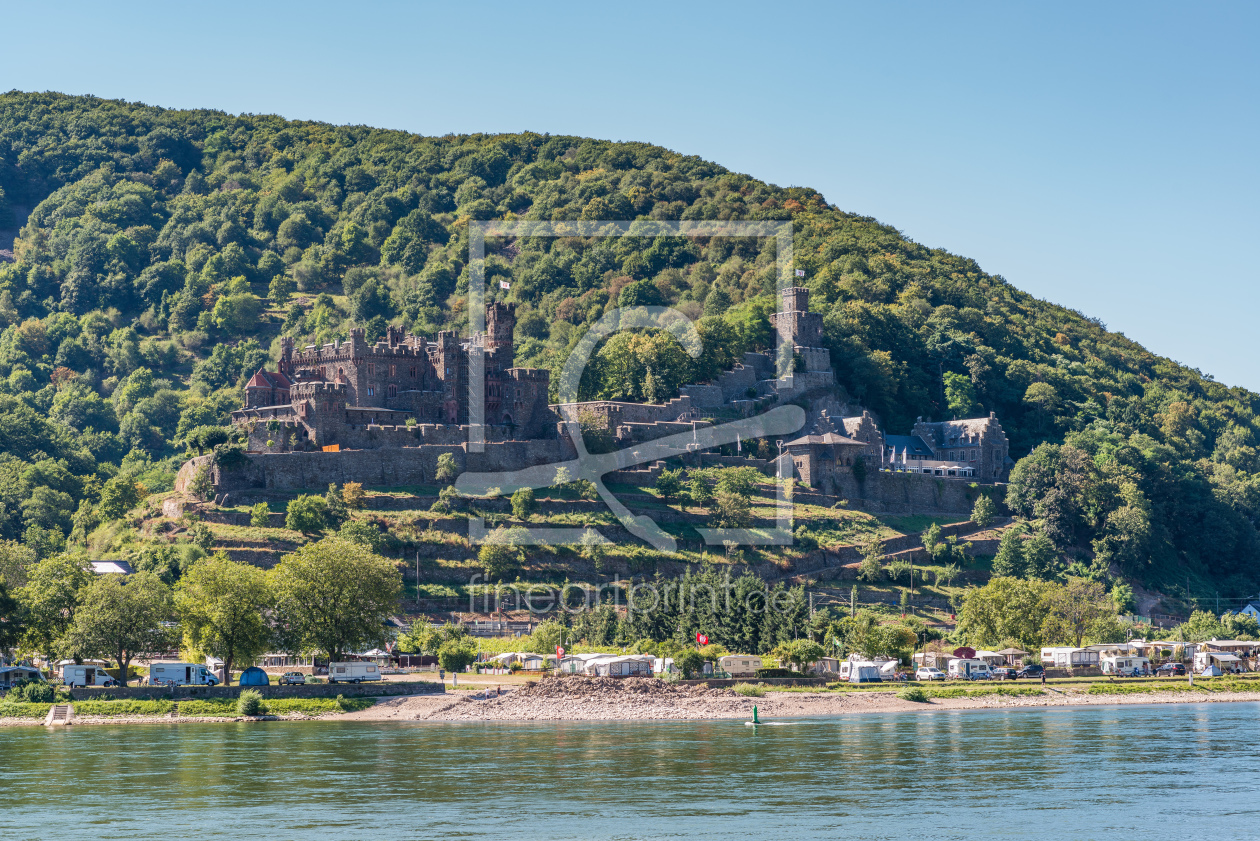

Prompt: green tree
xmin=686 ymin=475 xmax=713 ymax=511
xmin=991 ymin=528 xmax=1027 ymax=578
xmin=1023 ymin=382 xmax=1059 ymax=432
xmin=437 ymin=637 xmax=478 ymax=673
xmin=0 ymin=581 xmax=27 ymax=655
xmin=324 ymin=483 xmax=349 ymax=528
xmin=957 ymin=576 xmax=1053 ymax=650
xmin=714 ymin=490 xmax=751 ymax=529
xmin=338 ymin=519 xmax=387 ymax=554
xmin=175 ymin=552 xmax=273 ymax=686
xmin=286 ymin=494 xmax=329 ymax=535
xmin=269 ymin=536 xmax=403 ymax=661
xmin=943 ymin=370 xmax=978 ymax=417
xmin=68 ymin=571 xmax=174 ymax=686
xmin=857 ymin=540 xmax=884 ymax=582
xmin=479 ymin=541 xmax=522 ymax=582
xmin=510 ymin=487 xmax=536 ymax=521
xmin=98 ymin=476 xmax=143 ymax=521
xmin=18 ymin=554 xmax=92 ymax=661
xmin=655 ymin=468 xmax=683 ymax=505
xmin=970 ymin=494 xmax=996 ymax=528
xmin=435 ymin=452 xmax=459 ymax=485
xmin=250 ymin=502 xmax=271 ymax=527
xmin=675 ymin=649 xmax=705 ymax=678
xmin=1040 ymin=577 xmax=1116 ymax=648
xmin=1110 ymin=581 xmax=1136 ymax=615
xmin=341 ymin=482 xmax=365 ymax=510
xmin=1023 ymin=532 xmax=1057 ymax=579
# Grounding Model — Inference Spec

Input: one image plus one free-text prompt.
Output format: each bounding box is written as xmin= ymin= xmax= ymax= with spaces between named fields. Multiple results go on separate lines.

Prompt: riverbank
xmin=7 ymin=676 xmax=1260 ymax=726
xmin=340 ymin=675 xmax=1260 ymax=722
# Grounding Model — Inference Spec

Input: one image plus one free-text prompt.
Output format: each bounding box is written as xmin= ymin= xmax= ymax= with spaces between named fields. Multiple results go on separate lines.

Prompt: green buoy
xmin=752 ymin=705 xmax=759 ymax=723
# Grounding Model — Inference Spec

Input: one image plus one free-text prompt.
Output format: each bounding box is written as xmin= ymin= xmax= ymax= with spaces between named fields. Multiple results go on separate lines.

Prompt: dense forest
xmin=0 ymin=91 xmax=1258 ymax=600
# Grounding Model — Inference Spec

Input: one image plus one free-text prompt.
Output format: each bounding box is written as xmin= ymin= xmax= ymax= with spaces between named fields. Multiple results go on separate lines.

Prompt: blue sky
xmin=3 ymin=2 xmax=1257 ymax=388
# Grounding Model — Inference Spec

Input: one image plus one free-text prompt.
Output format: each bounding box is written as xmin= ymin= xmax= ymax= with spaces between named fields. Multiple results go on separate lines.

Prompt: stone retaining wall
xmin=68 ymin=679 xmax=444 ymax=701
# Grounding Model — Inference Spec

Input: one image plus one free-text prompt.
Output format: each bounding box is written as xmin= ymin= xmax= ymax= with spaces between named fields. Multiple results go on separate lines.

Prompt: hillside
xmin=0 ymin=91 xmax=1257 ymax=601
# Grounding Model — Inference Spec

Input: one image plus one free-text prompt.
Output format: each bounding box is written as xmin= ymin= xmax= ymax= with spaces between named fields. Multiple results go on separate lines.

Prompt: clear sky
xmin=3 ymin=2 xmax=1256 ymax=388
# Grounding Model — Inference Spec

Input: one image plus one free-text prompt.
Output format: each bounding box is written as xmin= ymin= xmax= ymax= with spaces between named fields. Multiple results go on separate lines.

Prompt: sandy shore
xmin=8 ymin=678 xmax=1260 ymax=726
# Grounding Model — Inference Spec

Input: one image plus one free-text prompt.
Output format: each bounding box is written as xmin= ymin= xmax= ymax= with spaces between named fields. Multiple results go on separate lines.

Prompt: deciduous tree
xmin=176 ymin=553 xmax=273 ymax=686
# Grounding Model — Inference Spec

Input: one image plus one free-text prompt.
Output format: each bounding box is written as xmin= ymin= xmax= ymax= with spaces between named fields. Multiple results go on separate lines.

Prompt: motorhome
xmin=718 ymin=655 xmax=763 ymax=678
xmin=1040 ymin=647 xmax=1100 ymax=668
xmin=327 ymin=662 xmax=383 ymax=684
xmin=948 ymin=658 xmax=992 ymax=680
xmin=62 ymin=664 xmax=117 ymax=687
xmin=149 ymin=662 xmax=219 ymax=686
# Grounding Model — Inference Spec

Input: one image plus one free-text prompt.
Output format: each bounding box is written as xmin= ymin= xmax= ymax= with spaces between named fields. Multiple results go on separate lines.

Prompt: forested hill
xmin=0 ymin=90 xmax=1258 ymax=598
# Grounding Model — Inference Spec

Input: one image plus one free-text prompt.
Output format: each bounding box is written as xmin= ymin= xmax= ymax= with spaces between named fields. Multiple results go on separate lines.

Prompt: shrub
xmin=898 ymin=686 xmax=929 ymax=703
xmin=732 ymin=682 xmax=767 ymax=697
xmin=676 ymin=649 xmax=705 ymax=678
xmin=754 ymin=668 xmax=808 ymax=679
xmin=250 ymin=502 xmax=271 ymax=527
xmin=237 ymin=689 xmax=266 ymax=716
xmin=20 ymin=681 xmax=54 ymax=703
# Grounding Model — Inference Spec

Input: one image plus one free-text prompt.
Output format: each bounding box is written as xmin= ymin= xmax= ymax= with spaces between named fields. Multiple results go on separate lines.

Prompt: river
xmin=4 ymin=702 xmax=1257 ymax=839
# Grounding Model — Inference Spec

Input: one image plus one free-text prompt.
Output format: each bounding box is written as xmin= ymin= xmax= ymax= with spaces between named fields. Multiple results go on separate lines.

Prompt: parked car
xmin=1016 ymin=664 xmax=1044 ymax=678
xmin=279 ymin=672 xmax=306 ymax=685
xmin=1155 ymin=663 xmax=1186 ymax=676
xmin=915 ymin=667 xmax=946 ymax=681
xmin=991 ymin=667 xmax=1017 ymax=680
xmin=967 ymin=670 xmax=992 ymax=680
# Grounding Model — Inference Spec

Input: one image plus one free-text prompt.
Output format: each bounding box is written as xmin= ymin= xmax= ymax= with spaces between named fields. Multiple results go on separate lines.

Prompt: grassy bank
xmin=0 ymin=697 xmax=377 ymax=719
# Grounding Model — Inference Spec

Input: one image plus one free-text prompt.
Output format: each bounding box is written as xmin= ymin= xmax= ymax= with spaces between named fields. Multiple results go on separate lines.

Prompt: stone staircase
xmin=44 ymin=704 xmax=74 ymax=726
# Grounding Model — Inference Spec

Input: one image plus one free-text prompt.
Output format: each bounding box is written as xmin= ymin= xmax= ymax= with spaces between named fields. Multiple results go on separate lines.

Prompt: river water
xmin=4 ymin=703 xmax=1258 ymax=840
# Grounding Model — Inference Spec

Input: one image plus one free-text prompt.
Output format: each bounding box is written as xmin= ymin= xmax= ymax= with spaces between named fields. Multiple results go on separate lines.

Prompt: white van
xmin=1101 ymin=655 xmax=1150 ymax=676
xmin=328 ymin=662 xmax=383 ymax=684
xmin=948 ymin=658 xmax=991 ymax=680
xmin=63 ymin=665 xmax=117 ymax=687
xmin=150 ymin=662 xmax=219 ymax=686
xmin=718 ymin=655 xmax=763 ymax=678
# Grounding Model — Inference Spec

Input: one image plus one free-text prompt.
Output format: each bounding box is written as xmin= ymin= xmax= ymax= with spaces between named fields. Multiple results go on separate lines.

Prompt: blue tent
xmin=238 ymin=667 xmax=270 ymax=686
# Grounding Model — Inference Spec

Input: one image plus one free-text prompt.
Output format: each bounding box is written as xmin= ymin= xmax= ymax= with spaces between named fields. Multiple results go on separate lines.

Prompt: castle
xmin=209 ymin=287 xmax=1010 ymax=505
xmin=233 ymin=303 xmax=554 ymax=451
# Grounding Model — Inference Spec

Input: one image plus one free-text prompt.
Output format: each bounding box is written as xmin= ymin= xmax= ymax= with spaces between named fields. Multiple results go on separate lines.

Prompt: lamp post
xmin=776 ymin=439 xmax=785 ymax=479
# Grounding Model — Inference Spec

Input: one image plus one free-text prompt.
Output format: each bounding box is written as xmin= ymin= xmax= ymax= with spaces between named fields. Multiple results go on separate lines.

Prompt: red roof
xmin=246 ymin=369 xmax=292 ymax=390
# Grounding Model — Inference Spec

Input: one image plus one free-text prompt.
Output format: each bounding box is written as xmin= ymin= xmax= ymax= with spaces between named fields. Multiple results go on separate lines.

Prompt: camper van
xmin=948 ymin=658 xmax=992 ymax=680
xmin=327 ymin=662 xmax=383 ymax=684
xmin=63 ymin=664 xmax=118 ymax=687
xmin=718 ymin=655 xmax=763 ymax=678
xmin=149 ymin=662 xmax=219 ymax=686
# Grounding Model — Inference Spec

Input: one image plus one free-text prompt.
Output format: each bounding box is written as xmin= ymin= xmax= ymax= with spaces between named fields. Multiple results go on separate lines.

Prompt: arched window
xmin=388 ymin=384 xmax=397 ymax=398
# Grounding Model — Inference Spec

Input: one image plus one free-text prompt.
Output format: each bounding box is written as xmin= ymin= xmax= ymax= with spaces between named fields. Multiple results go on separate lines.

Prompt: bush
xmin=898 ymin=686 xmax=929 ymax=703
xmin=753 ymin=668 xmax=808 ymax=679
xmin=732 ymin=682 xmax=767 ymax=697
xmin=250 ymin=501 xmax=271 ymax=527
xmin=676 ymin=649 xmax=706 ymax=678
xmin=237 ymin=690 xmax=266 ymax=716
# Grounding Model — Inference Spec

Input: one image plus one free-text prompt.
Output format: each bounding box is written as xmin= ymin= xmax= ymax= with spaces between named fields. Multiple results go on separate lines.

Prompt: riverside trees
xmin=269 ymin=536 xmax=403 ymax=662
xmin=68 ymin=571 xmax=174 ymax=686
xmin=175 ymin=553 xmax=273 ymax=686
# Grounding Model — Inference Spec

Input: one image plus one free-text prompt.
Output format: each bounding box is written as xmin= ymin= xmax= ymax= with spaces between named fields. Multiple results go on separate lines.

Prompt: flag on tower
xmin=795 ymin=269 xmax=805 ymax=277
xmin=500 ymin=280 xmax=511 ymax=290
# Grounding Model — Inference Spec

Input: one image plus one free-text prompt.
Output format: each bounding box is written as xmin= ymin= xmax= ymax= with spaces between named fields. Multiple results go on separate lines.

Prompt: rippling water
xmin=5 ymin=703 xmax=1258 ymax=840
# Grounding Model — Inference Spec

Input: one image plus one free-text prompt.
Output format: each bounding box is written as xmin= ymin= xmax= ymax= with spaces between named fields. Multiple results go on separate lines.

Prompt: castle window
xmin=367 ymin=386 xmax=375 ymax=397
xmin=390 ymin=364 xmax=396 ymax=376
xmin=367 ymin=364 xmax=375 ymax=376
xmin=388 ymin=385 xmax=397 ymax=398
xmin=410 ymin=366 xmax=417 ymax=378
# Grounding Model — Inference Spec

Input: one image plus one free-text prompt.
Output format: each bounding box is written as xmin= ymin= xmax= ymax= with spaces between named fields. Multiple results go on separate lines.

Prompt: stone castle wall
xmin=205 ymin=440 xmax=568 ymax=493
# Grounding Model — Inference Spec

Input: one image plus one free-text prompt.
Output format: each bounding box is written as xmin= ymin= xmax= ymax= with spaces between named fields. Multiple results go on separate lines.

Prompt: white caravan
xmin=62 ymin=664 xmax=117 ymax=687
xmin=948 ymin=658 xmax=992 ymax=680
xmin=327 ymin=662 xmax=383 ymax=684
xmin=149 ymin=662 xmax=219 ymax=686
xmin=718 ymin=655 xmax=763 ymax=678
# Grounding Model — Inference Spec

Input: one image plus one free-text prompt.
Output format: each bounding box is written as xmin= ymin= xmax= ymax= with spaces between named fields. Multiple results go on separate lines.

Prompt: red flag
xmin=556 ymin=646 xmax=565 ymax=658
xmin=696 ymin=633 xmax=709 ymax=646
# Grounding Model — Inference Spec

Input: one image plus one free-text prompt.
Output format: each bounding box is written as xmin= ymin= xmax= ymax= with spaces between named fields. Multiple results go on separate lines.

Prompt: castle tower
xmin=279 ymin=336 xmax=294 ymax=376
xmin=770 ymin=286 xmax=823 ymax=349
xmin=486 ymin=302 xmax=515 ymax=362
